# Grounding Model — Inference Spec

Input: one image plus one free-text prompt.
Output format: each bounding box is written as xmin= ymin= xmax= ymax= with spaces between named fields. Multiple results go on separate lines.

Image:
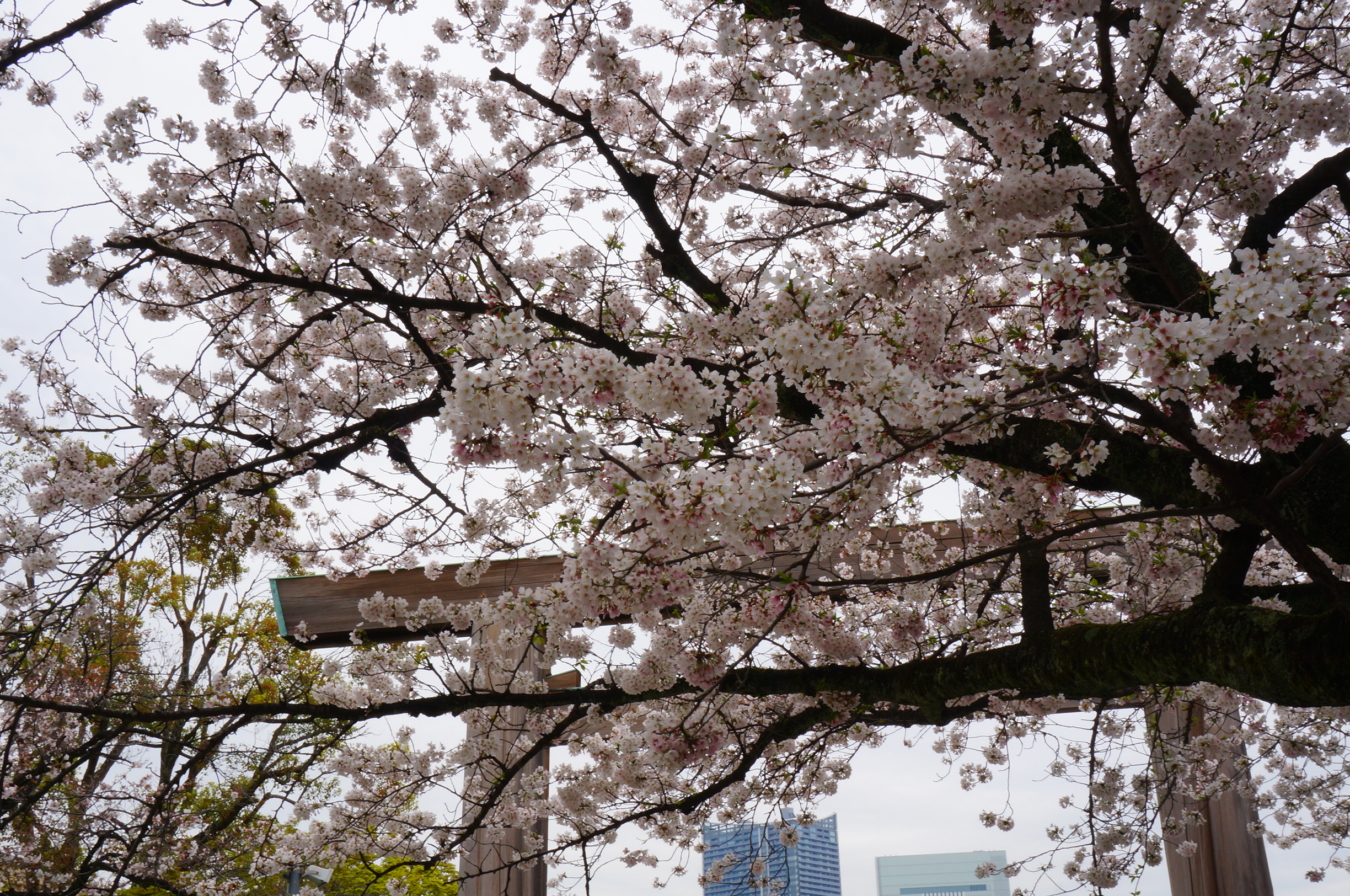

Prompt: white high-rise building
xmin=875 ymin=851 xmax=1011 ymax=896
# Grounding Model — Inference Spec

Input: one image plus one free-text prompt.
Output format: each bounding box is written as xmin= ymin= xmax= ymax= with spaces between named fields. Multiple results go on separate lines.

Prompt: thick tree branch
xmin=1159 ymin=71 xmax=1200 ymax=119
xmin=741 ymin=0 xmax=914 ymax=60
xmin=1198 ymin=524 xmax=1267 ymax=605
xmin=944 ymin=416 xmax=1212 ymax=509
xmin=728 ymin=603 xmax=1350 ymax=712
xmin=1234 ymin=146 xmax=1350 ymax=262
xmin=9 ymin=605 xmax=1350 ymax=730
xmin=947 ymin=414 xmax=1350 ymax=565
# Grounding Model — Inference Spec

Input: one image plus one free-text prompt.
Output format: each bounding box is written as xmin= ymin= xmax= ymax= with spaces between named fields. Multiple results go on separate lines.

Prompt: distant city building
xmin=875 ymin=851 xmax=1011 ymax=896
xmin=702 ymin=808 xmax=841 ymax=896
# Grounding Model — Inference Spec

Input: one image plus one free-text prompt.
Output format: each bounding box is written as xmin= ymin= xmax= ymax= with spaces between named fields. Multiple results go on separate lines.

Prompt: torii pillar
xmin=1153 ymin=703 xmax=1273 ymax=896
xmin=457 ymin=624 xmax=550 ymax=896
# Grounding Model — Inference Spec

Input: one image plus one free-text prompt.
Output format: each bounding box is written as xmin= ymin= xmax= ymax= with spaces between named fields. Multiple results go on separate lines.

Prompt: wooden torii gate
xmin=270 ymin=520 xmax=1273 ymax=896
xmin=272 ymin=556 xmax=567 ymax=896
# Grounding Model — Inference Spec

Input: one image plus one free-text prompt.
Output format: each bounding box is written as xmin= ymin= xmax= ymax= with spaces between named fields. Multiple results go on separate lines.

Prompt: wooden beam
xmin=545 ymin=669 xmax=581 ymax=691
xmin=269 ymin=514 xmax=1125 ymax=647
xmin=271 ymin=556 xmax=564 ymax=648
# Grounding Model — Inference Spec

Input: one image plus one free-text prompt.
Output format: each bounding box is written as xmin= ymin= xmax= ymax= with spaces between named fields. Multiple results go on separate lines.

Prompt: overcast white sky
xmin=0 ymin=3 xmax=1340 ymax=895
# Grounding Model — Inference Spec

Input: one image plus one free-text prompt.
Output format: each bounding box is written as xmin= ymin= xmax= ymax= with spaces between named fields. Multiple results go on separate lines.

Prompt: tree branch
xmin=741 ymin=0 xmax=914 ymax=60
xmin=1019 ymin=543 xmax=1053 ymax=649
xmin=0 ymin=0 xmax=140 ymax=75
xmin=488 ymin=67 xmax=733 ymax=313
xmin=9 ymin=604 xmax=1350 ymax=732
xmin=1235 ymin=146 xmax=1350 ymax=261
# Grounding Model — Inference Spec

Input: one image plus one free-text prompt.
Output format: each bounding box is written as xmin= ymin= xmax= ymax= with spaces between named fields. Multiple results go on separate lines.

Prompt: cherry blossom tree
xmin=7 ymin=0 xmax=1350 ymax=892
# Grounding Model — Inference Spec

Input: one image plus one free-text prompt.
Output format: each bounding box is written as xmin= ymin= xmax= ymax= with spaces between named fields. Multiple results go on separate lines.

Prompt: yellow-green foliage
xmin=3 ymin=468 xmax=353 ymax=895
xmin=326 ymin=856 xmax=458 ymax=896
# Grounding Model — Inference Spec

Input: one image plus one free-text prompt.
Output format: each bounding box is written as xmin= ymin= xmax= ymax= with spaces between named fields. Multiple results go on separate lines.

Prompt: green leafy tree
xmin=0 ymin=454 xmax=358 ymax=895
xmin=327 ymin=856 xmax=458 ymax=896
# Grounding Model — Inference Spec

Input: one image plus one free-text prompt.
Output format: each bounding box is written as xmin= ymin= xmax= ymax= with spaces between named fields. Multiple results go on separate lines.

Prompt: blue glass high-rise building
xmin=701 ymin=808 xmax=841 ymax=896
